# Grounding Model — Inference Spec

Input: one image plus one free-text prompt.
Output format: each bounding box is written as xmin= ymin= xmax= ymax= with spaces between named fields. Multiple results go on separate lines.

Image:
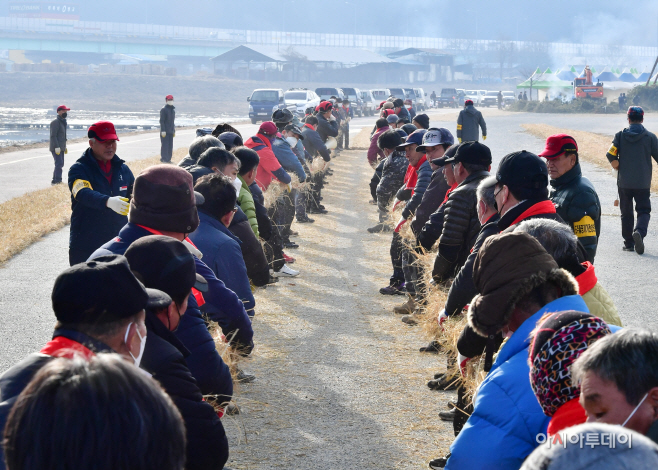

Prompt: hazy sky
xmin=4 ymin=0 xmax=658 ymax=46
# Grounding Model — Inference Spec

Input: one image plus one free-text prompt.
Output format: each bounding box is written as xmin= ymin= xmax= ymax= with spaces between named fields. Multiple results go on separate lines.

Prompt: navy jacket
xmin=142 ymin=310 xmax=229 ymax=470
xmin=396 ymin=106 xmax=411 ymax=122
xmin=316 ymin=114 xmax=339 ymax=142
xmin=190 ymin=211 xmax=256 ymax=315
xmin=68 ymin=148 xmax=134 ymax=259
xmin=301 ymin=125 xmax=331 ymax=162
xmin=272 ymin=136 xmax=306 ymax=182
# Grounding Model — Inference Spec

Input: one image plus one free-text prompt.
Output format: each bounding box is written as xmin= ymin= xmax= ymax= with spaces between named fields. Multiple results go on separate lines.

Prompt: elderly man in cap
xmin=0 ymin=254 xmax=169 ymax=466
xmin=90 ymin=164 xmax=248 ymax=393
xmin=606 ymin=106 xmax=658 ymax=254
xmin=444 ymin=231 xmax=589 ymax=470
xmin=539 ymin=134 xmax=601 ymax=262
xmin=160 ymin=94 xmax=176 ymax=163
xmin=49 ymin=104 xmax=69 ymax=184
xmin=67 ymin=121 xmax=135 ymax=265
xmin=316 ymin=100 xmax=339 ymax=144
xmin=457 ymin=99 xmax=487 ymax=143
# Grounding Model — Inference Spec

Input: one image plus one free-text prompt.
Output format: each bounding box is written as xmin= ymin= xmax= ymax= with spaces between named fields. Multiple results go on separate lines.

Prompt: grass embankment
xmin=0 ymin=148 xmax=187 ymax=265
xmin=510 ymin=99 xmax=618 ymax=114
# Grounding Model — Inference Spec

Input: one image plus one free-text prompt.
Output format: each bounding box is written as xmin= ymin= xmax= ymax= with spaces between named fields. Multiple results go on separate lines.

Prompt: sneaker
xmin=236 ymin=369 xmax=256 ymax=383
xmin=419 ymin=341 xmax=442 ymax=353
xmin=267 ymin=274 xmax=279 ymax=284
xmin=51 ymin=179 xmax=62 ymax=185
xmin=283 ymin=253 xmax=295 ymax=264
xmin=428 ymin=374 xmax=459 ymax=391
xmin=225 ymin=403 xmax=240 ymax=415
xmin=429 ymin=456 xmax=450 ymax=469
xmin=288 ymin=230 xmax=299 ymax=237
xmin=379 ymin=284 xmax=406 ymax=296
xmin=433 ymin=372 xmax=445 ymax=380
xmin=623 ymin=244 xmax=635 ymax=252
xmin=401 ymin=314 xmax=419 ymax=325
xmin=393 ymin=295 xmax=416 ymax=314
xmin=369 ymin=199 xmax=377 ymax=205
xmin=367 ymin=223 xmax=391 ymax=233
xmin=439 ymin=409 xmax=455 ymax=421
xmin=633 ymin=231 xmax=645 ymax=255
xmin=447 ymin=399 xmax=457 ymax=410
xmin=308 ymin=207 xmax=328 ymax=214
xmin=284 ymin=241 xmax=299 ymax=249
xmin=273 ymin=264 xmax=300 ymax=277
xmin=297 ymin=215 xmax=315 ymax=223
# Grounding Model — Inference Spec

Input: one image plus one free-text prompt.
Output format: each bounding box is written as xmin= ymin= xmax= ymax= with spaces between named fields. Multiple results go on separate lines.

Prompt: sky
xmin=3 ymin=0 xmax=658 ymax=46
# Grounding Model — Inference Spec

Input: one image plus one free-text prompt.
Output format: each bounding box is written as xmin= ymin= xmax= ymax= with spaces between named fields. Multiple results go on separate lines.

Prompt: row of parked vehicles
xmin=435 ymin=88 xmax=517 ymax=108
xmin=247 ymin=86 xmax=430 ymax=124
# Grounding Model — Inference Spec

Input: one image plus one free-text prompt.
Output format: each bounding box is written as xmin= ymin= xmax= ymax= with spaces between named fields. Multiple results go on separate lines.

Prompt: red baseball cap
xmin=538 ymin=134 xmax=578 ymax=159
xmin=166 ymin=95 xmax=174 ymax=100
xmin=88 ymin=121 xmax=120 ymax=142
xmin=318 ymin=101 xmax=333 ymax=113
xmin=382 ymin=109 xmax=395 ymax=117
xmin=465 ymin=99 xmax=474 ymax=106
xmin=57 ymin=105 xmax=70 ymax=111
xmin=377 ymin=100 xmax=387 ymax=109
xmin=258 ymin=121 xmax=278 ymax=136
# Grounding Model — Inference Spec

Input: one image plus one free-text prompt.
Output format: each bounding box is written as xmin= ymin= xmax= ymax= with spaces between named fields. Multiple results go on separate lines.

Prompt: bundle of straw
xmin=262 ymin=181 xmax=285 ymax=209
xmin=310 ymin=157 xmax=328 ymax=174
xmin=206 ymin=320 xmax=242 ymax=411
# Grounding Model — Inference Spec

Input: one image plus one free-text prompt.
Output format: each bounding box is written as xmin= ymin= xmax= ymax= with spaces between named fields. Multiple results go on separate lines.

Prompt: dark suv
xmin=438 ymin=88 xmax=459 ymax=108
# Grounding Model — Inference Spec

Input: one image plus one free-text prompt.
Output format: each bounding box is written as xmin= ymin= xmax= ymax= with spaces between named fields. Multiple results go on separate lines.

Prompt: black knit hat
xmin=129 ymin=166 xmax=204 ymax=234
xmin=52 ymin=255 xmax=171 ymax=324
xmin=412 ymin=113 xmax=430 ymax=129
xmin=496 ymin=150 xmax=549 ymax=199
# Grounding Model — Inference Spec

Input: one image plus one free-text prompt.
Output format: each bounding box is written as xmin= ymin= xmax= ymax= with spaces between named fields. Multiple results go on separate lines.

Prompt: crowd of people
xmin=6 ymin=93 xmax=658 ymax=469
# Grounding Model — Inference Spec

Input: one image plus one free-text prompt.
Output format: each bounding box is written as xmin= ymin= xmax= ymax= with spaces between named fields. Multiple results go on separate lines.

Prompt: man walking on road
xmin=49 ymin=105 xmax=69 ymax=184
xmin=160 ymin=94 xmax=176 ymax=163
xmin=457 ymin=99 xmax=487 ymax=143
xmin=607 ymin=106 xmax=658 ymax=255
xmin=68 ymin=121 xmax=134 ymax=265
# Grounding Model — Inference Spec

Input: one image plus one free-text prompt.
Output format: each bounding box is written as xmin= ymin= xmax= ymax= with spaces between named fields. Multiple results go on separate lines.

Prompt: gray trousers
xmin=160 ymin=133 xmax=174 ymax=162
xmin=52 ymin=150 xmax=64 ymax=182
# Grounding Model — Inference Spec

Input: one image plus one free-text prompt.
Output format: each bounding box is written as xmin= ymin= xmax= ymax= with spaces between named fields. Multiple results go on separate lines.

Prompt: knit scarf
xmin=404 ymin=155 xmax=427 ymax=192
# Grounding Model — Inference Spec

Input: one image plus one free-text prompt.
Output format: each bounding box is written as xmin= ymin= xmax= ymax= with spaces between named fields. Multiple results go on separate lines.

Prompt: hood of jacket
xmin=622 ymin=123 xmax=648 ymax=142
xmin=464 ymin=105 xmax=478 ymax=115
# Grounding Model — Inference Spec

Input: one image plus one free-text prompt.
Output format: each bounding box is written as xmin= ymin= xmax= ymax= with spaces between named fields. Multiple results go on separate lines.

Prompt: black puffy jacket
xmin=432 ymin=171 xmax=490 ymax=281
xmin=411 ymin=168 xmax=450 ymax=236
xmin=549 ymin=163 xmax=601 ymax=262
xmin=142 ymin=311 xmax=229 ymax=470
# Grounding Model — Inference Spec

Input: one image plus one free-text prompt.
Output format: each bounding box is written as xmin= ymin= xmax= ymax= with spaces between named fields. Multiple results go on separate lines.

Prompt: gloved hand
xmin=457 ymin=353 xmax=470 ymax=377
xmin=55 ymin=148 xmax=61 ymax=155
xmin=438 ymin=309 xmax=448 ymax=331
xmin=483 ymin=135 xmax=487 ymax=140
xmin=457 ymin=138 xmax=462 ymax=143
xmin=286 ymin=183 xmax=292 ymax=193
xmin=64 ymin=148 xmax=68 ymax=154
xmin=161 ymin=131 xmax=166 ymax=138
xmin=392 ymin=198 xmax=402 ymax=211
xmin=612 ymin=168 xmax=618 ymax=178
xmin=173 ymin=133 xmax=175 ymax=137
xmin=106 ymin=196 xmax=130 ymax=216
xmin=394 ymin=217 xmax=406 ymax=233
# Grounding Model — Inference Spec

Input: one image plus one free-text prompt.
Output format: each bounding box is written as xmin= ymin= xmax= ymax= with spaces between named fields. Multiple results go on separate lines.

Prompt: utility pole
xmin=647 ymin=56 xmax=658 ymax=86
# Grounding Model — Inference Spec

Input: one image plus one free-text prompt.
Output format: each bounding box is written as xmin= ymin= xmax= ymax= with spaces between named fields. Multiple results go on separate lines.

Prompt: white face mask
xmin=622 ymin=392 xmax=649 ymax=427
xmin=166 ymin=100 xmax=174 ymax=105
xmin=124 ymin=322 xmax=147 ymax=368
xmin=286 ymin=136 xmax=298 ymax=147
xmin=231 ymin=177 xmax=242 ymax=197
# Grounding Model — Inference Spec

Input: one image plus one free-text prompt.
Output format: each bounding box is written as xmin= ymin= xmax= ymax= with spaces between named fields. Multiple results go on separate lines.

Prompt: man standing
xmin=497 ymin=90 xmax=503 ymax=109
xmin=340 ymin=99 xmax=353 ymax=150
xmin=607 ymin=106 xmax=658 ymax=254
xmin=539 ymin=134 xmax=601 ymax=262
xmin=160 ymin=94 xmax=176 ymax=163
xmin=457 ymin=99 xmax=487 ymax=143
xmin=49 ymin=105 xmax=69 ymax=184
xmin=67 ymin=121 xmax=134 ymax=265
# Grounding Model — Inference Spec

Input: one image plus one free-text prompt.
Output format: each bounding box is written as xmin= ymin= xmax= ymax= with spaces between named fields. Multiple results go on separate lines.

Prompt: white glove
xmin=458 ymin=353 xmax=470 ymax=377
xmin=161 ymin=131 xmax=166 ymax=138
xmin=55 ymin=148 xmax=61 ymax=155
xmin=612 ymin=168 xmax=618 ymax=178
xmin=106 ymin=196 xmax=130 ymax=216
xmin=329 ymin=114 xmax=336 ymax=121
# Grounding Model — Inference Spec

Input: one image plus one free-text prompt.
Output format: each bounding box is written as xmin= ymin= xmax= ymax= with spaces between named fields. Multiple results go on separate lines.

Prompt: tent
xmin=597 ymin=67 xmax=619 ymax=82
xmin=636 ymin=67 xmax=652 ymax=83
xmin=618 ymin=68 xmax=638 ymax=82
xmin=557 ymin=66 xmax=577 ymax=81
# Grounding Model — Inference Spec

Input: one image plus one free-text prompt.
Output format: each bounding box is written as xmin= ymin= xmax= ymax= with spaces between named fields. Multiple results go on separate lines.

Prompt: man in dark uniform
xmin=67 ymin=121 xmax=134 ymax=265
xmin=607 ymin=106 xmax=658 ymax=254
xmin=160 ymin=94 xmax=176 ymax=163
xmin=49 ymin=105 xmax=69 ymax=184
xmin=539 ymin=134 xmax=601 ymax=262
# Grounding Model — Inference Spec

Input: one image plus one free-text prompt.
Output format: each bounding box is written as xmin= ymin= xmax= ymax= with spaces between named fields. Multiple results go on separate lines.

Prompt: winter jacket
xmin=237 ymin=175 xmax=259 ymax=237
xmin=432 ymin=171 xmax=490 ymax=281
xmin=457 ymin=105 xmax=487 ymax=141
xmin=189 ymin=211 xmax=256 ymax=315
xmin=178 ymin=154 xmax=197 ymax=169
xmin=396 ymin=106 xmax=411 ymax=122
xmin=447 ymin=295 xmax=590 ymax=470
xmin=376 ymin=150 xmax=408 ymax=211
xmin=411 ymin=168 xmax=450 ymax=236
xmin=142 ymin=311 xmax=229 ymax=470
xmin=245 ymin=134 xmax=291 ymax=190
xmin=272 ymin=135 xmax=306 ymax=182
xmin=49 ymin=115 xmax=67 ymax=152
xmin=576 ymin=262 xmax=622 ymax=326
xmin=249 ymin=182 xmax=273 ymax=240
xmin=370 ymin=160 xmax=384 ymax=201
xmin=301 ymin=124 xmax=331 ymax=162
xmin=606 ymin=123 xmax=658 ymax=189
xmin=68 ymin=148 xmax=134 ymax=260
xmin=550 ymin=163 xmax=601 ymax=262
xmin=188 ymin=165 xmax=214 ymax=185
xmin=229 ymin=218 xmax=270 ymax=287
xmin=367 ymin=126 xmax=390 ymax=166
xmin=401 ymin=160 xmax=432 ymax=220
xmin=316 ymin=113 xmax=339 ymax=142
xmin=444 ymin=213 xmax=500 ymax=317
xmin=160 ymin=104 xmax=175 ymax=134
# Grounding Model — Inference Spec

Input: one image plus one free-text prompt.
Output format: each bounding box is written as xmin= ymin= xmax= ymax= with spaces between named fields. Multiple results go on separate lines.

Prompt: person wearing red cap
xmin=160 ymin=95 xmax=176 ymax=163
xmin=67 ymin=121 xmax=135 ymax=265
xmin=539 ymin=134 xmax=601 ymax=262
xmin=49 ymin=105 xmax=70 ymax=184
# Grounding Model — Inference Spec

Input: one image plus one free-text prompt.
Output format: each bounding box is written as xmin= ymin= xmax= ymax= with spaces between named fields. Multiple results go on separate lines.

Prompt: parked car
xmin=478 ymin=90 xmax=487 ymax=104
xmin=248 ymin=88 xmax=285 ymax=124
xmin=403 ymin=88 xmax=416 ymax=107
xmin=360 ymin=90 xmax=377 ymax=115
xmin=370 ymin=88 xmax=391 ymax=105
xmin=502 ymin=91 xmax=516 ymax=105
xmin=456 ymin=89 xmax=466 ymax=107
xmin=413 ymin=88 xmax=427 ymax=110
xmin=482 ymin=91 xmax=499 ymax=107
xmin=342 ymin=87 xmax=366 ymax=116
xmin=315 ymin=87 xmax=345 ymax=102
xmin=284 ymin=88 xmax=321 ymax=117
xmin=465 ymin=89 xmax=481 ymax=105
xmin=388 ymin=87 xmax=407 ymax=101
xmin=437 ymin=88 xmax=459 ymax=108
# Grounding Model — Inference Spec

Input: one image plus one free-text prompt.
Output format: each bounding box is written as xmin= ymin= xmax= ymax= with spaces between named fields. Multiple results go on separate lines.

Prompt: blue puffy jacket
xmin=272 ymin=136 xmax=306 ymax=182
xmin=446 ymin=295 xmax=590 ymax=470
xmin=189 ymin=211 xmax=256 ymax=315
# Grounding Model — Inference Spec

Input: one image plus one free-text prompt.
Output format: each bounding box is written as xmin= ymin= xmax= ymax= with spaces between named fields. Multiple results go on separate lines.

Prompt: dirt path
xmin=224 ymin=150 xmax=454 ymax=469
